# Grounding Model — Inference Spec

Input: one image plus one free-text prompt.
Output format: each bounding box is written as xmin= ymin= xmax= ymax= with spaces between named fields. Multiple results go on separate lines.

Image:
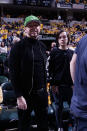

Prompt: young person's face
xmin=24 ymin=21 xmax=40 ymax=38
xmin=58 ymin=32 xmax=68 ymax=48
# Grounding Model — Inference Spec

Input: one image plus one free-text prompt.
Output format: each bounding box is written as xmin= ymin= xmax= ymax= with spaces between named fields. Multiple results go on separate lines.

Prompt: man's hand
xmin=17 ymin=96 xmax=27 ymax=110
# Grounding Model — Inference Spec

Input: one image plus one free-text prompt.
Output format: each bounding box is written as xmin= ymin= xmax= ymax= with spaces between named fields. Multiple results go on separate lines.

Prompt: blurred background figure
xmin=51 ymin=41 xmax=57 ymax=51
xmin=0 ymin=41 xmax=7 ymax=54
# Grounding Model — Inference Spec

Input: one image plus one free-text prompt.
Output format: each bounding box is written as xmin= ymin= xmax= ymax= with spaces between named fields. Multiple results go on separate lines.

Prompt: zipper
xmin=28 ymin=46 xmax=34 ymax=95
xmin=39 ymin=43 xmax=47 ymax=84
xmin=39 ymin=43 xmax=46 ymax=69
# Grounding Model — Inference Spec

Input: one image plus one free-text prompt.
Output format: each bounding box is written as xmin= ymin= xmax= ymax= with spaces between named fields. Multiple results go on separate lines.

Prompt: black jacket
xmin=9 ymin=37 xmax=47 ymax=98
xmin=49 ymin=47 xmax=73 ymax=86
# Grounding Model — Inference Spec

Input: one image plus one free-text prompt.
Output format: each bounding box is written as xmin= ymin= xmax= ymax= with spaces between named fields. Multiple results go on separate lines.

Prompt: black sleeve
xmin=8 ymin=42 xmax=22 ymax=98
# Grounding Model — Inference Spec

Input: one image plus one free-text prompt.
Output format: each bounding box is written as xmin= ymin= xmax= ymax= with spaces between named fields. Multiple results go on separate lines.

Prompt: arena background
xmin=0 ymin=0 xmax=87 ymax=131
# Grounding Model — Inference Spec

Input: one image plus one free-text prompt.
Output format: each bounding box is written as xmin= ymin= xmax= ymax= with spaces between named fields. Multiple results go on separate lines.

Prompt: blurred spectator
xmin=0 ymin=41 xmax=7 ymax=54
xmin=51 ymin=41 xmax=57 ymax=50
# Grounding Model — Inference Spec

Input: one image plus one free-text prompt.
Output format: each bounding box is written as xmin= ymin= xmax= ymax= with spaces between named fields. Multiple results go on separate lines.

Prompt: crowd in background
xmin=0 ymin=16 xmax=87 ymax=50
xmin=56 ymin=0 xmax=87 ymax=4
xmin=0 ymin=15 xmax=86 ymax=82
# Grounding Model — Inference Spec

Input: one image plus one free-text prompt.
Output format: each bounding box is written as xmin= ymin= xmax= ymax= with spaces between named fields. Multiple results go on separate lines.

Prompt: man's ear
xmin=23 ymin=27 xmax=26 ymax=34
xmin=23 ymin=27 xmax=29 ymax=37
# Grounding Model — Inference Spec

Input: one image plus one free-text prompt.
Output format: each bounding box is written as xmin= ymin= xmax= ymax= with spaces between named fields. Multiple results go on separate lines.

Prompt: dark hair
xmin=56 ymin=30 xmax=70 ymax=46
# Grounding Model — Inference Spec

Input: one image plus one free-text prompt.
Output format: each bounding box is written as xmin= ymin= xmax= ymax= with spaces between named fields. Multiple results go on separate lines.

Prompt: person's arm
xmin=9 ymin=44 xmax=22 ymax=97
xmin=70 ymin=53 xmax=77 ymax=83
xmin=9 ymin=43 xmax=27 ymax=110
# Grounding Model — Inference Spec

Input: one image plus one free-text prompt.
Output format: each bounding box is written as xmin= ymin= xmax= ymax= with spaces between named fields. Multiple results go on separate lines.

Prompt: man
xmin=9 ymin=15 xmax=48 ymax=131
xmin=70 ymin=34 xmax=87 ymax=131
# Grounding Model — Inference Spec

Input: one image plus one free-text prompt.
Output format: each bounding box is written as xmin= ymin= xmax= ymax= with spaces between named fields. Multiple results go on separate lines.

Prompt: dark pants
xmin=73 ymin=117 xmax=87 ymax=131
xmin=52 ymin=85 xmax=72 ymax=129
xmin=17 ymin=89 xmax=48 ymax=131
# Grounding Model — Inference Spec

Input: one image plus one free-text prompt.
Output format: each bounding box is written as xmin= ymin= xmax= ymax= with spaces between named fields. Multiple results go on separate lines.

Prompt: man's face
xmin=24 ymin=21 xmax=41 ymax=38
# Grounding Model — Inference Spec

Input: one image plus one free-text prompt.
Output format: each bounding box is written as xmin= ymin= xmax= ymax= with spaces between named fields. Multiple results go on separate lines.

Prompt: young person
xmin=49 ymin=30 xmax=73 ymax=130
